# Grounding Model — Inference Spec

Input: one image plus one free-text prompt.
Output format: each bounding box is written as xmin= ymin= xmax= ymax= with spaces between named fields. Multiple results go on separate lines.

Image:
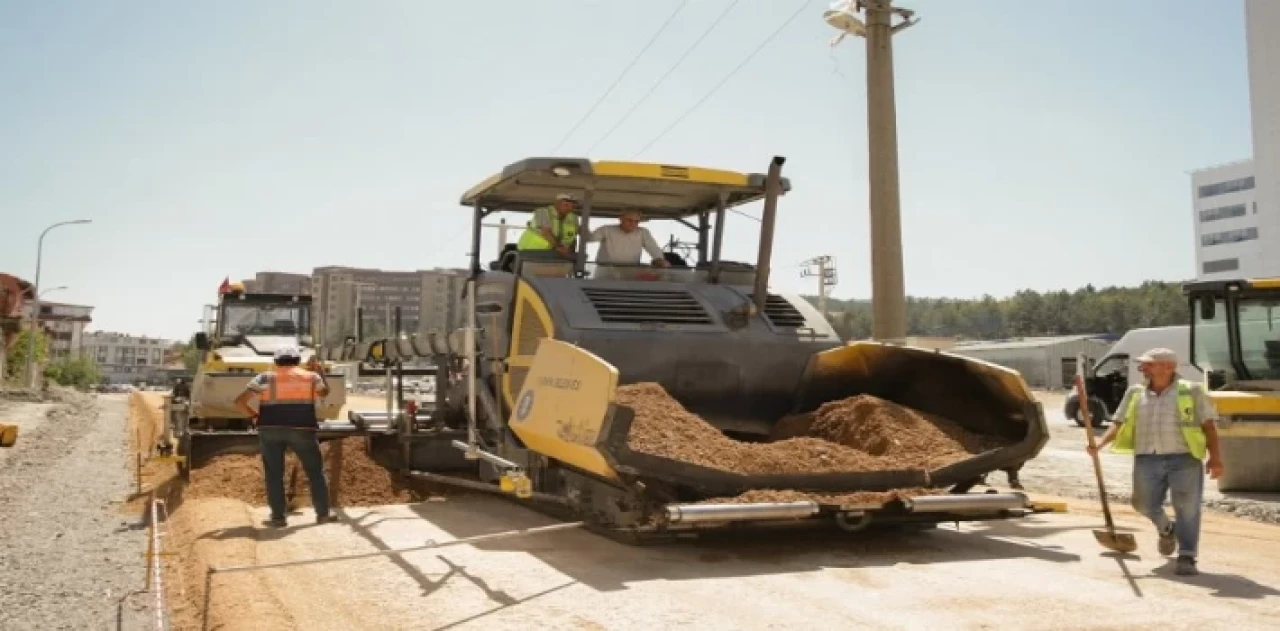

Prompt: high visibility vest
xmin=1111 ymin=379 xmax=1207 ymax=460
xmin=517 ymin=208 xmax=578 ymax=250
xmin=256 ymin=367 xmax=321 ymax=429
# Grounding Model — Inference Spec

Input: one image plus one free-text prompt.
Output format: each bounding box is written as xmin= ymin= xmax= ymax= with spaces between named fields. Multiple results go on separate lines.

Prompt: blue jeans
xmin=1131 ymin=453 xmax=1203 ymax=559
xmin=258 ymin=427 xmax=330 ymax=521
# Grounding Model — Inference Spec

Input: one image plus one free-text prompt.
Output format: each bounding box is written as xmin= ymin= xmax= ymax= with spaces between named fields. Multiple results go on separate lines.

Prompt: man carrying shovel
xmin=1088 ymin=347 xmax=1225 ymax=576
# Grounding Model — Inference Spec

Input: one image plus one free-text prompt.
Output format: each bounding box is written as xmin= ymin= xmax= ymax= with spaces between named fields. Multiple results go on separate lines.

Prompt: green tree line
xmin=815 ymin=281 xmax=1188 ymax=341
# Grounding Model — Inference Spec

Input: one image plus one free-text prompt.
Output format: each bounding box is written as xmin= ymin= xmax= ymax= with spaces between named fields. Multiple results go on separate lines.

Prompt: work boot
xmin=1175 ymin=556 xmax=1199 ymax=576
xmin=1158 ymin=523 xmax=1177 ymax=556
xmin=265 ymin=517 xmax=287 ymax=529
xmin=316 ymin=513 xmax=340 ymax=525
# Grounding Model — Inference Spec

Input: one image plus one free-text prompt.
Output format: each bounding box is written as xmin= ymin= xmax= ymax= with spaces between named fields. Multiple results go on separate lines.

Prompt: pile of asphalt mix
xmin=185 ymin=437 xmax=452 ymax=507
xmin=621 ymin=383 xmax=1007 ymax=475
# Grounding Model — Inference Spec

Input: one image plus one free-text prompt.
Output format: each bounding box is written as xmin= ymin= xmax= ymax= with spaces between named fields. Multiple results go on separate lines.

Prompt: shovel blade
xmin=1093 ymin=529 xmax=1138 ymax=553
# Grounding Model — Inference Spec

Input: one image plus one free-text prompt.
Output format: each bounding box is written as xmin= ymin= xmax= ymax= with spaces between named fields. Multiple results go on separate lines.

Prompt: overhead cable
xmin=630 ymin=0 xmax=813 ymax=159
xmin=584 ymin=0 xmax=742 ymax=155
xmin=548 ymin=0 xmax=691 ymax=155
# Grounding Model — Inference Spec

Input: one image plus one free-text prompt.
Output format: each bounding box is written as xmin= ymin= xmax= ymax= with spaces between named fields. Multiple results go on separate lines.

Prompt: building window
xmin=1203 ymin=258 xmax=1240 ymax=274
xmin=1198 ymin=176 xmax=1255 ymax=198
xmin=1199 ymin=203 xmax=1247 ymax=223
xmin=1201 ymin=227 xmax=1259 ymax=247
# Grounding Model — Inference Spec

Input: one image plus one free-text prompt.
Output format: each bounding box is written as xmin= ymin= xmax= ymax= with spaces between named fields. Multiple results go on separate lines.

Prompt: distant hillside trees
xmin=817 ymin=281 xmax=1187 ymax=341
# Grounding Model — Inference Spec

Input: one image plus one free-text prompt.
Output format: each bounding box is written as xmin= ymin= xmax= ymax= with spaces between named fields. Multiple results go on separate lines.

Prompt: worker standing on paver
xmin=1088 ymin=347 xmax=1224 ymax=576
xmin=517 ymin=193 xmax=580 ymax=259
xmin=234 ymin=345 xmax=338 ymax=528
xmin=587 ymin=209 xmax=671 ymax=267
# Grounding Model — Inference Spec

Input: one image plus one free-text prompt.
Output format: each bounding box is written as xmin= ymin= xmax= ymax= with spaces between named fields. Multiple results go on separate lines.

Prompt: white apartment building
xmin=1191 ymin=160 xmax=1258 ymax=279
xmin=1192 ymin=1 xmax=1280 ymax=280
xmin=82 ymin=332 xmax=174 ymax=384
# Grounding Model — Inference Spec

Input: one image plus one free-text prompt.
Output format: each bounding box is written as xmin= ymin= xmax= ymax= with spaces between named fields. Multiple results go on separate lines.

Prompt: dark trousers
xmin=258 ymin=427 xmax=330 ymax=520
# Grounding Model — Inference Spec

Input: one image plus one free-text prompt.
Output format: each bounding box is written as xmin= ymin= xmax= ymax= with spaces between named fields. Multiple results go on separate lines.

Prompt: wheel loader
xmin=164 ymin=283 xmax=348 ymax=478
xmin=334 ymin=155 xmax=1056 ymax=538
xmin=1185 ymin=278 xmax=1280 ymax=491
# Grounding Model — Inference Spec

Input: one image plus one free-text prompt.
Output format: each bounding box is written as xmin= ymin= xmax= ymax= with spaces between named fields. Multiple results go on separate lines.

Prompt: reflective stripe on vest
xmin=257 ymin=367 xmax=319 ymax=429
xmin=517 ymin=208 xmax=578 ymax=250
xmin=1111 ymin=379 xmax=1207 ymax=460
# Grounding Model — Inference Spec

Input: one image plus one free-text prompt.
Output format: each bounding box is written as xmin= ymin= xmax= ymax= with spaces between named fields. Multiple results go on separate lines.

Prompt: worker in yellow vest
xmin=517 ymin=193 xmax=580 ymax=259
xmin=1088 ymin=347 xmax=1224 ymax=576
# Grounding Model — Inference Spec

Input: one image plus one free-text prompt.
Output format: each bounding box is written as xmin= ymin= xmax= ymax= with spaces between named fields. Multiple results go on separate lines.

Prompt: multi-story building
xmin=311 ymin=266 xmax=466 ymax=345
xmin=242 ymin=271 xmax=311 ymax=295
xmin=1192 ymin=1 xmax=1280 ymax=280
xmin=24 ymin=301 xmax=94 ymax=359
xmin=81 ymin=332 xmax=174 ymax=385
xmin=1191 ymin=160 xmax=1258 ymax=279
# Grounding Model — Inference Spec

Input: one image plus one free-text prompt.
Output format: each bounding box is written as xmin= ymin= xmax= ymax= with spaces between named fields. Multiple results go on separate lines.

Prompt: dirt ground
xmin=164 ymin=493 xmax=1280 ymax=631
xmin=143 ymin=390 xmax=1280 ymax=630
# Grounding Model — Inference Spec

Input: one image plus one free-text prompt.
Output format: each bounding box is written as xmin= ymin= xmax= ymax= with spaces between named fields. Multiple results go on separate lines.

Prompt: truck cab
xmin=1063 ymin=325 xmax=1203 ymax=426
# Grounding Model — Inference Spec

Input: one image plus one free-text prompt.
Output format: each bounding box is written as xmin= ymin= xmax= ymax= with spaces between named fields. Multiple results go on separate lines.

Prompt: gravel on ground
xmin=0 ymin=392 xmax=155 ymax=630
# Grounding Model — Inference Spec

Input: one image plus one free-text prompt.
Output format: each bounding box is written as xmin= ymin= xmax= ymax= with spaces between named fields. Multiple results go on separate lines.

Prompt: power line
xmin=548 ymin=0 xmax=691 ymax=155
xmin=584 ymin=0 xmax=742 ymax=156
xmin=630 ymin=0 xmax=814 ymax=159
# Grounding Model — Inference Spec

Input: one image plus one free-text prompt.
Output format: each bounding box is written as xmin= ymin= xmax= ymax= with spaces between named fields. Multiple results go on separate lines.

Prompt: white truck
xmin=1062 ymin=325 xmax=1204 ymax=426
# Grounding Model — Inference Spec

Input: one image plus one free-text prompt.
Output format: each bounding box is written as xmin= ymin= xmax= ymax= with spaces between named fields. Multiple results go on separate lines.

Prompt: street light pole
xmin=863 ymin=0 xmax=915 ymax=342
xmin=825 ymin=1 xmax=918 ymax=342
xmin=27 ymin=220 xmax=91 ymax=388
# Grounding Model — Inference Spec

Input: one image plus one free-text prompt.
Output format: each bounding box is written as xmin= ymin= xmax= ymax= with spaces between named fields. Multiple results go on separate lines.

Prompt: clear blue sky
xmin=0 ymin=0 xmax=1253 ymax=340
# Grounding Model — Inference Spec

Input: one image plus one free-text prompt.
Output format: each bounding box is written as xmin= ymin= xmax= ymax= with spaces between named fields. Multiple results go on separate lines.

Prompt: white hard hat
xmin=274 ymin=345 xmax=302 ymax=360
xmin=555 ymin=193 xmax=579 ymax=203
xmin=1137 ymin=348 xmax=1178 ymax=364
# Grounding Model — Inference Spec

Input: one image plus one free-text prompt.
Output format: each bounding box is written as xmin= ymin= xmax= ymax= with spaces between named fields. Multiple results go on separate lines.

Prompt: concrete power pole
xmin=801 ymin=255 xmax=838 ymax=320
xmin=827 ymin=0 xmax=918 ymax=342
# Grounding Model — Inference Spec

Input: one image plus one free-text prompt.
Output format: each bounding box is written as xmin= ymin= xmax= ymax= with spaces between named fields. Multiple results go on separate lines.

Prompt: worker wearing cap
xmin=1089 ymin=347 xmax=1224 ymax=576
xmin=234 ymin=345 xmax=338 ymax=528
xmin=586 ymin=209 xmax=671 ymax=267
xmin=517 ymin=193 xmax=580 ymax=259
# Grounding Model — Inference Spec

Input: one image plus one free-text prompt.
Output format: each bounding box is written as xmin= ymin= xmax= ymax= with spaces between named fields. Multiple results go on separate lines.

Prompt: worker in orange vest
xmin=235 ymin=345 xmax=337 ymax=528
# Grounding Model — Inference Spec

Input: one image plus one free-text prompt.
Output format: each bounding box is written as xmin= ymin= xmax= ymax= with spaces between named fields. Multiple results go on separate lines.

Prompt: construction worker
xmin=517 ymin=193 xmax=580 ymax=258
xmin=586 ymin=209 xmax=671 ymax=267
xmin=234 ymin=345 xmax=338 ymax=528
xmin=170 ymin=377 xmax=190 ymax=401
xmin=1088 ymin=347 xmax=1224 ymax=576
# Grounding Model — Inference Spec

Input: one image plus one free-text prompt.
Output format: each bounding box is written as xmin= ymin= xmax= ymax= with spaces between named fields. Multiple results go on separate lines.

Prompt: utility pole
xmin=801 ymin=255 xmax=839 ymax=320
xmin=825 ymin=0 xmax=918 ymax=342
